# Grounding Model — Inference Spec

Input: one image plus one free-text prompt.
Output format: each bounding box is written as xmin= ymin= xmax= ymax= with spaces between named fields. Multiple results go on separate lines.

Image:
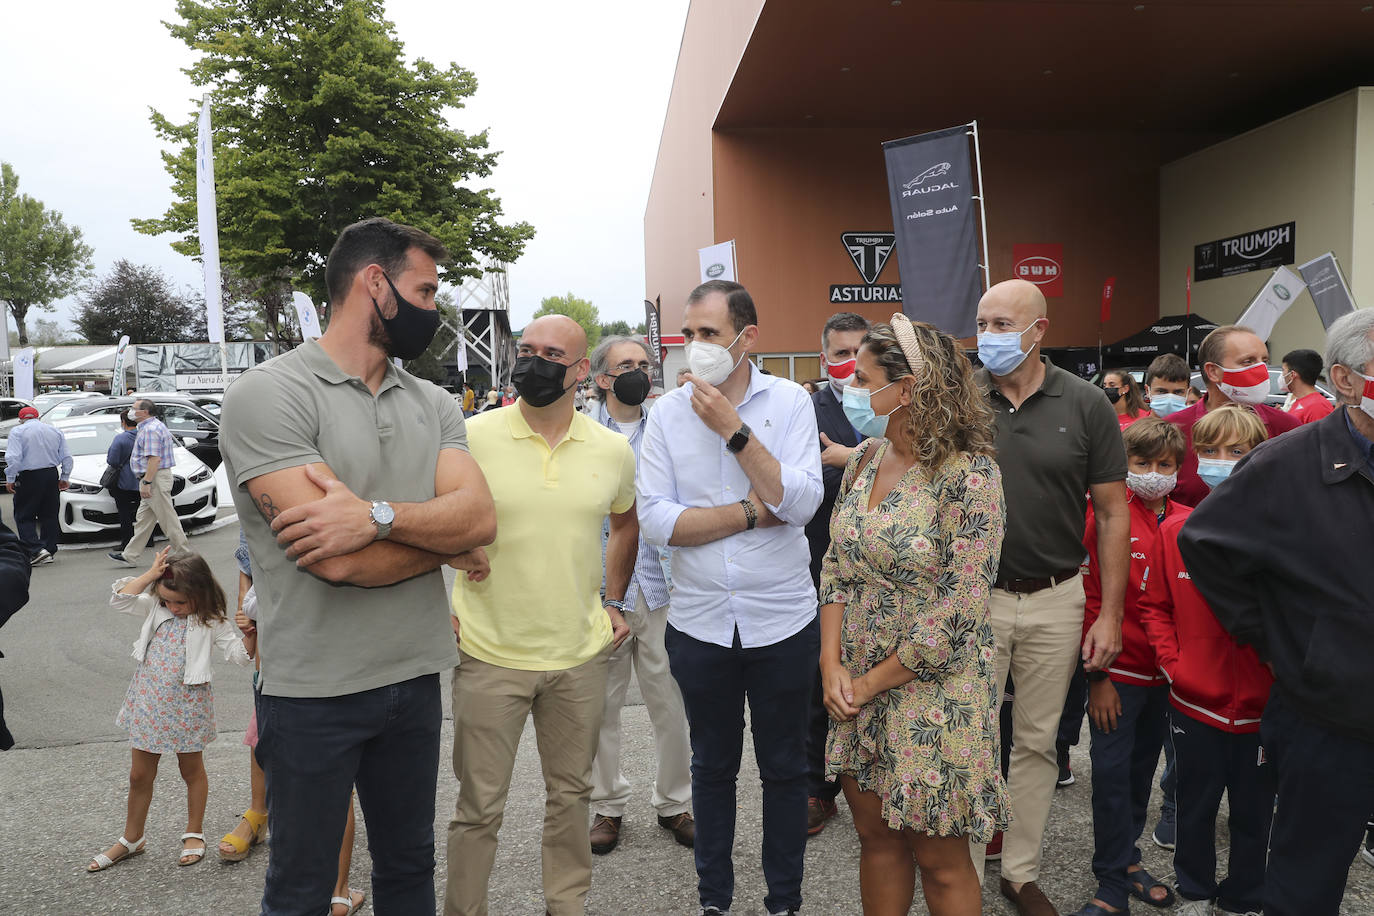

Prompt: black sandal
xmin=1128 ymin=865 xmax=1176 ymax=908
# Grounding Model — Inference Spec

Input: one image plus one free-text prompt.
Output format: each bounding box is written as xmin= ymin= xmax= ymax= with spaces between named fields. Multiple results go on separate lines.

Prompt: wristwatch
xmin=726 ymin=423 xmax=752 ymax=454
xmin=603 ymin=598 xmax=628 ymax=613
xmin=369 ymin=500 xmax=395 ymax=540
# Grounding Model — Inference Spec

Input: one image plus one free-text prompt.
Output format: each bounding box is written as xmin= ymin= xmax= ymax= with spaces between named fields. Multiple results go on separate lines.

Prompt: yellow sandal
xmin=217 ymin=809 xmax=267 ymax=862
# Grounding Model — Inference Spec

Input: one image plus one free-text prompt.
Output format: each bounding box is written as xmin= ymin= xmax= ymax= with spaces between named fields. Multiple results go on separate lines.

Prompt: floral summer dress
xmin=820 ymin=440 xmax=1012 ymax=839
xmin=116 ymin=615 xmax=217 ymax=754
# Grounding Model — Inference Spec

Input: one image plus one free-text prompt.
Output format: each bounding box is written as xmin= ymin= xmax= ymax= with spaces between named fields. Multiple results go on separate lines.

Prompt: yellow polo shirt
xmin=452 ymin=404 xmax=637 ymax=671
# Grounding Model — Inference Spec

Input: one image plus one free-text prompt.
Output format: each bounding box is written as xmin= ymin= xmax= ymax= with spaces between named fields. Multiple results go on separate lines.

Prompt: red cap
xmin=18 ymin=406 xmax=39 ymax=419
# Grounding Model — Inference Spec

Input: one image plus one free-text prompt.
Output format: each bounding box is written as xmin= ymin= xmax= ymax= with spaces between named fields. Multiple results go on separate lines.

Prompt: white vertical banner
xmin=698 ymin=240 xmax=737 ymax=283
xmin=111 ymin=335 xmax=131 ymax=396
xmin=456 ymin=326 xmax=468 ymax=372
xmin=13 ymin=347 xmax=34 ymax=401
xmin=1236 ymin=265 xmax=1305 ymax=342
xmin=292 ymin=291 xmax=322 ymax=340
xmin=0 ymin=303 xmax=10 ymax=364
xmin=197 ymin=96 xmax=225 ymax=345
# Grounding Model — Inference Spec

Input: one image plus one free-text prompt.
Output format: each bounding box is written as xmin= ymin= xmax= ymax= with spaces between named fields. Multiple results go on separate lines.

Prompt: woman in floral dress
xmin=820 ymin=316 xmax=1011 ymax=916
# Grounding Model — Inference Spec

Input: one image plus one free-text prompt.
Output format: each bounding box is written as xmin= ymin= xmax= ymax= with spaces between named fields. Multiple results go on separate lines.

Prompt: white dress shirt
xmin=637 ymin=364 xmax=823 ymax=648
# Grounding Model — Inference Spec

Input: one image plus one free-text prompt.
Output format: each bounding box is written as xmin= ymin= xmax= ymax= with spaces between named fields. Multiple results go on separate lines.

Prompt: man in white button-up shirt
xmin=638 ymin=280 xmax=823 ymax=916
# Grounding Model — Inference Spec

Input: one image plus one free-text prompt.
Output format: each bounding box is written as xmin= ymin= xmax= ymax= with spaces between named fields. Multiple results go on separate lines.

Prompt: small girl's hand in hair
xmin=149 ymin=546 xmax=172 ymax=580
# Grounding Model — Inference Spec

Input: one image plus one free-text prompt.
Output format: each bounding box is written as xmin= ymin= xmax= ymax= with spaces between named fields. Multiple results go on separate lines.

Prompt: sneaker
xmin=1362 ymin=824 xmax=1374 ymax=868
xmin=1152 ymin=807 xmax=1177 ymax=850
xmin=1056 ymin=742 xmax=1075 ymax=786
xmin=1175 ymin=898 xmax=1214 ymax=916
xmin=806 ymin=796 xmax=837 ymax=836
xmin=30 ymin=549 xmax=53 ymax=566
xmin=700 ymin=908 xmax=730 ymax=916
xmin=1215 ymin=907 xmax=1261 ymax=916
xmin=985 ymin=830 xmax=1003 ymax=860
xmin=108 ymin=550 xmax=136 ymax=567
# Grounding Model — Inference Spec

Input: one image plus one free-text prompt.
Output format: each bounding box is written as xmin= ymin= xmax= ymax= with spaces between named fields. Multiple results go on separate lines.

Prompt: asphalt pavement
xmin=1 ymin=498 xmax=1371 ymax=914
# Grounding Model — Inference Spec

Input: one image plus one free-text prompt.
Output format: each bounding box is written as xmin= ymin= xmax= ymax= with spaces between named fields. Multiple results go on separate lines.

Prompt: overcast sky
xmin=0 ymin=0 xmax=689 ymax=337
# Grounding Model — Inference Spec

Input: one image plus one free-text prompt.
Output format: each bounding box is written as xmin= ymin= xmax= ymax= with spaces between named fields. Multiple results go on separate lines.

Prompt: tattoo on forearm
xmin=257 ymin=493 xmax=280 ymax=521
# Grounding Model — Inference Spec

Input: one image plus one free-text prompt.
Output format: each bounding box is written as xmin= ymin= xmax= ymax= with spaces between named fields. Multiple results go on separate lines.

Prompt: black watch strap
xmin=726 ymin=423 xmax=752 ymax=454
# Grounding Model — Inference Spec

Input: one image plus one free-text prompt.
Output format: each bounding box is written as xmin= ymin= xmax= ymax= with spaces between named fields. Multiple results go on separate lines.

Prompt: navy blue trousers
xmin=1262 ymin=689 xmax=1374 ymax=916
xmin=256 ymin=673 xmax=441 ymax=916
xmin=1087 ymin=682 xmax=1169 ymax=909
xmin=1169 ymin=708 xmax=1272 ymax=913
xmin=666 ymin=620 xmax=817 ymax=914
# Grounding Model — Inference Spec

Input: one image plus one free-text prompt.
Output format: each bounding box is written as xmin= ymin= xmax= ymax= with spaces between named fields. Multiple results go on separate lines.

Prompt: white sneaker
xmin=29 ymin=549 xmax=53 ymax=566
xmin=1175 ymin=900 xmax=1214 ymax=916
xmin=1216 ymin=908 xmax=1260 ymax=916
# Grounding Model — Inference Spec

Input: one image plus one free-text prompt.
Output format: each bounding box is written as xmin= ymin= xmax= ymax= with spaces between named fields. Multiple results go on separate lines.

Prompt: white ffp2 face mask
xmin=685 ymin=328 xmax=746 ymax=386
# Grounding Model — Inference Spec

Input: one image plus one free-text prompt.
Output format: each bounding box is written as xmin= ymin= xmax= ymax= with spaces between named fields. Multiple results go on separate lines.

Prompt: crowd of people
xmin=5 ymin=215 xmax=1369 ymax=916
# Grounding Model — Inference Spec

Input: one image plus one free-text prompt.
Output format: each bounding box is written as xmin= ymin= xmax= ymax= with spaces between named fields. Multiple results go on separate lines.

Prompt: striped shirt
xmin=4 ymin=420 xmax=73 ymax=483
xmin=130 ymin=417 xmax=177 ymax=475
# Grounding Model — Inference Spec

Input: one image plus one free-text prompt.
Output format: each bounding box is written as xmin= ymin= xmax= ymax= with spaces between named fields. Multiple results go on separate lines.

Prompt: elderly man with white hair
xmin=1178 ymin=307 xmax=1374 ymax=916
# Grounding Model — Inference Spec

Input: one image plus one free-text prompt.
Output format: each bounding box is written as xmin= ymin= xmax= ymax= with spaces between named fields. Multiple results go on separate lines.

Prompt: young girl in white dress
xmin=87 ymin=546 xmax=254 ymax=871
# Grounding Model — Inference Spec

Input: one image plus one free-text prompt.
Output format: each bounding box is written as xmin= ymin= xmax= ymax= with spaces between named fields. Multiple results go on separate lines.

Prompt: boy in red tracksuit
xmin=1071 ymin=418 xmax=1186 ymax=916
xmin=1139 ymin=405 xmax=1274 ymax=916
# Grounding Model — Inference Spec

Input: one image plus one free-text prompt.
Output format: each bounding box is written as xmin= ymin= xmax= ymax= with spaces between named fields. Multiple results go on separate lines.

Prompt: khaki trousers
xmin=120 ymin=469 xmax=188 ymax=561
xmin=972 ymin=573 xmax=1085 ymax=886
xmin=590 ymin=592 xmax=692 ymax=818
xmin=444 ymin=648 xmax=610 ymax=916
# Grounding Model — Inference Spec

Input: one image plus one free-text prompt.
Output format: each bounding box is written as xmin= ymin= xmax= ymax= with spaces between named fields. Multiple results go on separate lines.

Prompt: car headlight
xmin=188 ymin=468 xmax=212 ymax=483
xmin=67 ymin=482 xmax=103 ymax=494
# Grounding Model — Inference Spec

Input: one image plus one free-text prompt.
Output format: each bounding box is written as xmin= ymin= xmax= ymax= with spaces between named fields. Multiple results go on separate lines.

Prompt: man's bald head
xmin=523 ymin=314 xmax=588 ymax=361
xmin=979 ymin=279 xmax=1047 ymax=325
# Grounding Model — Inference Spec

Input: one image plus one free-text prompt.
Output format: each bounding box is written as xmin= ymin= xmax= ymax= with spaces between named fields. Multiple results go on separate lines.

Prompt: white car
xmin=53 ymin=416 xmax=219 ymax=536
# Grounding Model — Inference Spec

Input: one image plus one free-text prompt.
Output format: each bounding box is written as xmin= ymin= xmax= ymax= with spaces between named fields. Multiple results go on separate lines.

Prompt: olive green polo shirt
xmin=975 ymin=357 xmax=1127 ymax=581
xmin=221 ymin=339 xmax=465 ymax=698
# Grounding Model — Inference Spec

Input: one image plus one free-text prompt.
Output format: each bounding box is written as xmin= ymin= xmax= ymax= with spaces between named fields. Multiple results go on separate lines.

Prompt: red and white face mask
xmin=1214 ymin=362 xmax=1270 ymax=406
xmin=1354 ymin=368 xmax=1374 ymax=422
xmin=826 ymin=357 xmax=857 ymax=393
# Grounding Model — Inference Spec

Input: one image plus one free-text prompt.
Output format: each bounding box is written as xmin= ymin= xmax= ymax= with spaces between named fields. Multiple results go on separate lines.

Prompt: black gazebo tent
xmin=1103 ymin=313 xmax=1219 ymax=369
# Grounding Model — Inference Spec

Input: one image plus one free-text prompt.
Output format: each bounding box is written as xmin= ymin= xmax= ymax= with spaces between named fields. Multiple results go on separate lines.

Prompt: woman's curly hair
xmin=862 ymin=318 xmax=997 ymax=472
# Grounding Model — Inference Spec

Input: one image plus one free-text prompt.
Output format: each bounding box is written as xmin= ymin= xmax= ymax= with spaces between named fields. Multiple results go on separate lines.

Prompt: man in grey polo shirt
xmin=971 ymin=279 xmax=1129 ymax=916
xmin=221 ymin=218 xmax=496 ymax=915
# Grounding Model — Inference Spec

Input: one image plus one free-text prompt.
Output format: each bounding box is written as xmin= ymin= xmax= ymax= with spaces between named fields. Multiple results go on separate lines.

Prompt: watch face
xmin=372 ymin=502 xmax=395 ymax=525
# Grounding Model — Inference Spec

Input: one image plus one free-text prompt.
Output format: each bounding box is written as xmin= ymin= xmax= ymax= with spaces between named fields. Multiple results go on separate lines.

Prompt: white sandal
xmin=88 ymin=835 xmax=145 ymax=871
xmin=178 ymin=832 xmax=207 ymax=866
xmin=330 ymin=888 xmax=366 ymax=915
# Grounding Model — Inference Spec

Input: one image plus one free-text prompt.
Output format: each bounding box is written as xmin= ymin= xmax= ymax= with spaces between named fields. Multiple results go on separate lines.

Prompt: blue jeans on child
xmin=255 ymin=673 xmax=442 ymax=916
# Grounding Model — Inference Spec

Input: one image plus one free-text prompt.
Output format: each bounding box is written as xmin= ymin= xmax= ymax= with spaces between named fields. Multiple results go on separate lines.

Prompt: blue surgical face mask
xmin=977 ymin=320 xmax=1039 ymax=376
xmin=1195 ymin=457 xmax=1237 ymax=489
xmin=1150 ymin=393 xmax=1187 ymax=417
xmin=842 ymin=380 xmax=899 ymax=439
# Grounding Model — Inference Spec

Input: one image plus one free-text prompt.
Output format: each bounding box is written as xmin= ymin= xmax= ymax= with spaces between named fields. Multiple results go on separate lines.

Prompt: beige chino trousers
xmin=120 ymin=469 xmax=189 ymax=562
xmin=445 ymin=648 xmax=610 ymax=916
xmin=972 ymin=573 xmax=1086 ymax=887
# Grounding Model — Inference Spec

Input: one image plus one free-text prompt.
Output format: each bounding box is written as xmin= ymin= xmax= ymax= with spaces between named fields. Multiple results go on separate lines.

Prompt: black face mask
xmin=611 ymin=368 xmax=651 ymax=406
xmin=512 ymin=354 xmax=575 ymax=407
xmin=372 ymin=274 xmax=440 ymax=361
xmin=1103 ymin=386 xmax=1123 ymax=404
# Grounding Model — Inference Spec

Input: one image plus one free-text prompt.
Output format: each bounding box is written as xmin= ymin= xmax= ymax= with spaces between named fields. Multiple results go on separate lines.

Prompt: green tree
xmin=0 ymin=162 xmax=95 ymax=346
xmin=600 ymin=320 xmax=633 ymax=338
xmin=535 ymin=292 xmax=601 ymax=350
xmin=133 ymin=0 xmax=534 ymax=326
xmin=75 ymin=260 xmax=207 ymax=344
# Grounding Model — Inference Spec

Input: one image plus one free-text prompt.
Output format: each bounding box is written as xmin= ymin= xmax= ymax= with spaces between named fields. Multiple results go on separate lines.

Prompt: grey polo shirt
xmin=975 ymin=357 xmax=1126 ymax=581
xmin=221 ymin=339 xmax=465 ymax=698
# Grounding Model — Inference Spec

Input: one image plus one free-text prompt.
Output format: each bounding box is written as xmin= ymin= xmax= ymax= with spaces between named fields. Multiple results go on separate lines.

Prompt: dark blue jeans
xmin=1169 ymin=708 xmax=1272 ymax=913
xmin=1262 ymin=689 xmax=1374 ymax=916
xmin=666 ymin=619 xmax=818 ymax=914
xmin=13 ymin=467 xmax=59 ymax=557
xmin=1087 ymin=682 xmax=1168 ymax=909
xmin=256 ymin=673 xmax=442 ymax=916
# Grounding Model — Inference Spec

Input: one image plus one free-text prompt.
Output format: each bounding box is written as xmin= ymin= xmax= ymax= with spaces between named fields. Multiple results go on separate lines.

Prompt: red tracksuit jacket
xmin=1138 ymin=512 xmax=1274 ymax=733
xmin=1082 ymin=494 xmax=1185 ymax=687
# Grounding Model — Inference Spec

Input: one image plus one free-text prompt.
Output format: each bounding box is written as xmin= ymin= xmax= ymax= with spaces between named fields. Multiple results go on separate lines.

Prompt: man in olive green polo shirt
xmin=970 ymin=278 xmax=1130 ymax=916
xmin=222 ymin=217 xmax=497 ymax=915
xmin=446 ymin=314 xmax=638 ymax=916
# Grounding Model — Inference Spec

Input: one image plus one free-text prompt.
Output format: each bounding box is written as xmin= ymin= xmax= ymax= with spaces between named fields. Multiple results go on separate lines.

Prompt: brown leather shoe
xmin=657 ymin=811 xmax=695 ymax=848
xmin=806 ymin=796 xmax=838 ymax=836
xmin=1000 ymin=878 xmax=1060 ymax=916
xmin=589 ymin=814 xmax=621 ymax=855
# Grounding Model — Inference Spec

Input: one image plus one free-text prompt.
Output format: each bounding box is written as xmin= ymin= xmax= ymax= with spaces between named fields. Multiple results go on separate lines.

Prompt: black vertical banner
xmin=644 ymin=298 xmax=664 ymax=387
xmin=883 ymin=124 xmax=983 ymax=338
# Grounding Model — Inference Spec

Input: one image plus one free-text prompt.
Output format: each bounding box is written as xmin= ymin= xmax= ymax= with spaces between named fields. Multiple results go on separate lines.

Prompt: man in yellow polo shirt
xmin=445 ymin=314 xmax=638 ymax=916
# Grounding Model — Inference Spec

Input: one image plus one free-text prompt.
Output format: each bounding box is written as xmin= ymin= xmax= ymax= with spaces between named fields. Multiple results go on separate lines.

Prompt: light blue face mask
xmin=1150 ymin=393 xmax=1187 ymax=417
xmin=977 ymin=321 xmax=1038 ymax=376
xmin=1195 ymin=457 xmax=1237 ymax=489
xmin=841 ymin=380 xmax=899 ymax=439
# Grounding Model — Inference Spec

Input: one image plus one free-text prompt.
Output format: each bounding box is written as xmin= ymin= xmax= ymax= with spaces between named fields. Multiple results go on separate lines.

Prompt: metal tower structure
xmin=448 ymin=261 xmax=516 ymax=387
